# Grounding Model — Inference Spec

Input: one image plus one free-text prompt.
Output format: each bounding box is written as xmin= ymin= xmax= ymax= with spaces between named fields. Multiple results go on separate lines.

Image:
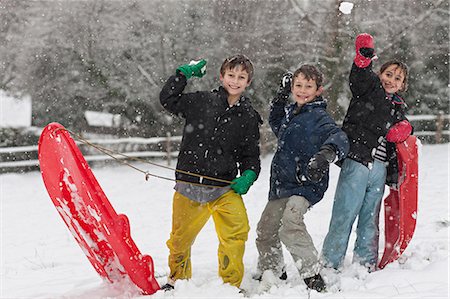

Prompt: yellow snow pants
xmin=166 ymin=190 xmax=250 ymax=287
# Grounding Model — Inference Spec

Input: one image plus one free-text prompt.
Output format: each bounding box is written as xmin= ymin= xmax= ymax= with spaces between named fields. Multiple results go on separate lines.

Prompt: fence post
xmin=435 ymin=111 xmax=444 ymax=144
xmin=166 ymin=132 xmax=172 ymax=166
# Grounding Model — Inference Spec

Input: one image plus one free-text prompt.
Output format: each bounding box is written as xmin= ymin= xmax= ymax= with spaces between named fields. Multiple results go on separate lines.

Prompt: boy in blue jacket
xmin=255 ymin=65 xmax=349 ymax=292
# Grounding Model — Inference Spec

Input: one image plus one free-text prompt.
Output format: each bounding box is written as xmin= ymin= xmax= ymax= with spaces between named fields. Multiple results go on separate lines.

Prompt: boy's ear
xmin=316 ymin=86 xmax=324 ymax=96
xmin=246 ymin=79 xmax=252 ymax=86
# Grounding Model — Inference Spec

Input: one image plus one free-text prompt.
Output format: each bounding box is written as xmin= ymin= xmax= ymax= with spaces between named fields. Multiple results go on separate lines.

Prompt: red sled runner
xmin=38 ymin=122 xmax=160 ymax=294
xmin=379 ymin=135 xmax=419 ymax=269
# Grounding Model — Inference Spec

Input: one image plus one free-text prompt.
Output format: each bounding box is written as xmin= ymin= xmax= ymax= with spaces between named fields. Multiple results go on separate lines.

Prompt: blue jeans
xmin=321 ymin=158 xmax=387 ymax=269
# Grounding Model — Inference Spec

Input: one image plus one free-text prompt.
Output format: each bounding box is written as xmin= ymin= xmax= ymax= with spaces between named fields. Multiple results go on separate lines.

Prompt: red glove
xmin=386 ymin=120 xmax=412 ymax=143
xmin=354 ymin=33 xmax=375 ymax=68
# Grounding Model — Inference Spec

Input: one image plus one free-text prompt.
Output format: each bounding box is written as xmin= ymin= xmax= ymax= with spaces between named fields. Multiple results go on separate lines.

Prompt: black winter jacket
xmin=160 ymin=74 xmax=262 ymax=187
xmin=342 ymin=63 xmax=410 ymax=186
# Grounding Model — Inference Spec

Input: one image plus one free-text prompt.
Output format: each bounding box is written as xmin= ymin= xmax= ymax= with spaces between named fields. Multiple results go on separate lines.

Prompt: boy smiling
xmin=255 ymin=65 xmax=349 ymax=292
xmin=159 ymin=54 xmax=262 ymax=291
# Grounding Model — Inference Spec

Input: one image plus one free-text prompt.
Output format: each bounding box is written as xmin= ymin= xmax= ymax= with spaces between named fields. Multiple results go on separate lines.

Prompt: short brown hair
xmin=293 ymin=64 xmax=324 ymax=88
xmin=220 ymin=54 xmax=254 ymax=82
xmin=380 ymin=60 xmax=409 ymax=92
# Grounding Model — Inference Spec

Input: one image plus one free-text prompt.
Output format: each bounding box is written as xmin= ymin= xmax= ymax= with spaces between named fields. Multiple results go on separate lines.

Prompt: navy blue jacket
xmin=268 ymin=96 xmax=349 ymax=205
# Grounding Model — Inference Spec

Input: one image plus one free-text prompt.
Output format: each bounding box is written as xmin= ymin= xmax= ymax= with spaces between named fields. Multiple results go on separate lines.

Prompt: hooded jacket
xmin=160 ymin=74 xmax=262 ymax=187
xmin=268 ymin=96 xmax=349 ymax=205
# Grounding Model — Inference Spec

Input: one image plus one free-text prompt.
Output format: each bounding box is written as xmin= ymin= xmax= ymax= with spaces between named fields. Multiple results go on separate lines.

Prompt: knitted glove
xmin=231 ymin=170 xmax=257 ymax=195
xmin=176 ymin=59 xmax=207 ymax=79
xmin=386 ymin=120 xmax=412 ymax=143
xmin=304 ymin=144 xmax=337 ymax=183
xmin=354 ymin=33 xmax=376 ymax=68
xmin=274 ymin=72 xmax=293 ymax=102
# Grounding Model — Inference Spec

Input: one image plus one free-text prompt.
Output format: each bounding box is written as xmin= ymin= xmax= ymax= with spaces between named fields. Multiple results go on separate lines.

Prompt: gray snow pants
xmin=256 ymin=195 xmax=320 ymax=279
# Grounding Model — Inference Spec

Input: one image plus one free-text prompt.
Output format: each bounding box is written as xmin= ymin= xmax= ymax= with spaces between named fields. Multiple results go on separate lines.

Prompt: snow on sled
xmin=379 ymin=135 xmax=419 ymax=269
xmin=38 ymin=122 xmax=160 ymax=295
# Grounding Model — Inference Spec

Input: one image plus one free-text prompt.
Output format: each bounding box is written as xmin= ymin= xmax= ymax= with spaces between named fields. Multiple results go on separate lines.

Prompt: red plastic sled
xmin=38 ymin=123 xmax=160 ymax=294
xmin=378 ymin=135 xmax=418 ymax=269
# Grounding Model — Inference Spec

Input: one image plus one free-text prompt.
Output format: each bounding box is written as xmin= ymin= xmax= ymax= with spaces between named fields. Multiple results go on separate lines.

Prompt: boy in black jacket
xmin=159 ymin=54 xmax=262 ymax=290
xmin=321 ymin=33 xmax=412 ymax=272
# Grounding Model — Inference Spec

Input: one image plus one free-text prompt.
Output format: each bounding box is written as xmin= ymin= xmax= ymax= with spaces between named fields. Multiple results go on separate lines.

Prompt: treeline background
xmin=1 ymin=0 xmax=448 ymax=138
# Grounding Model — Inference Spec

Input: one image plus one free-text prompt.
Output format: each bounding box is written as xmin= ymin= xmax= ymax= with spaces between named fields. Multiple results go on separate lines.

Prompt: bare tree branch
xmin=378 ymin=0 xmax=446 ymax=55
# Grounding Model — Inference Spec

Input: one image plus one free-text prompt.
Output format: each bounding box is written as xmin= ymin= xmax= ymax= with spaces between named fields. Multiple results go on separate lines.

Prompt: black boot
xmin=253 ymin=270 xmax=287 ymax=281
xmin=160 ymin=283 xmax=175 ymax=292
xmin=303 ymin=274 xmax=326 ymax=292
xmin=279 ymin=270 xmax=288 ymax=281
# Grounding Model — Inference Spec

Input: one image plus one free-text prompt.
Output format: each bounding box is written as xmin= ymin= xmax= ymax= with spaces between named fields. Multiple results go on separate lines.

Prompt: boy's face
xmin=291 ymin=73 xmax=323 ymax=106
xmin=219 ymin=66 xmax=251 ymax=98
xmin=379 ymin=64 xmax=405 ymax=94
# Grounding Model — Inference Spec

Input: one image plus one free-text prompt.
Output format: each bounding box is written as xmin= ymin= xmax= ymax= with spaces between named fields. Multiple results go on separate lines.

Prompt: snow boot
xmin=303 ymin=274 xmax=326 ymax=292
xmin=160 ymin=278 xmax=175 ymax=292
xmin=160 ymin=283 xmax=174 ymax=292
xmin=253 ymin=269 xmax=287 ymax=281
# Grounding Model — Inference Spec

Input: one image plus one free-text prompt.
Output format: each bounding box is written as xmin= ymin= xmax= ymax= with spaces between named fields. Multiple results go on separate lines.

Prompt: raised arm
xmin=159 ymin=59 xmax=207 ymax=116
xmin=349 ymin=33 xmax=379 ymax=97
xmin=269 ymin=72 xmax=292 ymax=136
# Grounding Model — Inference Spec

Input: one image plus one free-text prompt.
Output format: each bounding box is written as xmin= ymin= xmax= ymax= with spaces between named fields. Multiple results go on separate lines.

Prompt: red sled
xmin=378 ymin=135 xmax=419 ymax=269
xmin=38 ymin=122 xmax=160 ymax=294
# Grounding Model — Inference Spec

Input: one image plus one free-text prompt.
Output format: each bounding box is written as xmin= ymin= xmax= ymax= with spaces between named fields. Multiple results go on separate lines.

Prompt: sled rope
xmin=57 ymin=128 xmax=234 ymax=188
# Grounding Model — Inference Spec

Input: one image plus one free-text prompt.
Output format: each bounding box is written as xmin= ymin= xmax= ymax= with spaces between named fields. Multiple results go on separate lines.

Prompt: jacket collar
xmin=213 ymin=86 xmax=249 ymax=108
xmin=287 ymin=96 xmax=327 ymax=115
xmin=387 ymin=93 xmax=407 ymax=108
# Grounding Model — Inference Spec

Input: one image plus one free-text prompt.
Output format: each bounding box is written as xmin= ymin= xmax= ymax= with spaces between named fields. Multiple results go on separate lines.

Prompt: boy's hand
xmin=354 ymin=33 xmax=376 ymax=68
xmin=277 ymin=72 xmax=293 ymax=96
xmin=359 ymin=48 xmax=375 ymax=59
xmin=272 ymin=72 xmax=293 ymax=104
xmin=386 ymin=120 xmax=412 ymax=143
xmin=305 ymin=144 xmax=337 ymax=183
xmin=176 ymin=59 xmax=207 ymax=79
xmin=231 ymin=169 xmax=257 ymax=195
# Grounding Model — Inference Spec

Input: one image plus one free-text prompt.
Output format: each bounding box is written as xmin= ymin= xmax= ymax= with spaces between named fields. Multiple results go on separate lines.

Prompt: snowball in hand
xmin=189 ymin=60 xmax=207 ymax=74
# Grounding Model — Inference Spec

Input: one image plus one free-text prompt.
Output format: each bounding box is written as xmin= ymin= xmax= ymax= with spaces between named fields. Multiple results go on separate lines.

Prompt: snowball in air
xmin=339 ymin=1 xmax=354 ymax=15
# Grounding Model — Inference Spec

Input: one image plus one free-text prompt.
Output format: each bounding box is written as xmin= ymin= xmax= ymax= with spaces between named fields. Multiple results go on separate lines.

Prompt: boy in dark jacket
xmin=159 ymin=54 xmax=262 ymax=290
xmin=255 ymin=65 xmax=349 ymax=292
xmin=321 ymin=33 xmax=413 ymax=271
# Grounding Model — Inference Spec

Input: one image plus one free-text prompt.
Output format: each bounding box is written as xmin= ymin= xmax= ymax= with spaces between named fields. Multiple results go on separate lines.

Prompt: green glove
xmin=176 ymin=59 xmax=207 ymax=79
xmin=231 ymin=169 xmax=257 ymax=195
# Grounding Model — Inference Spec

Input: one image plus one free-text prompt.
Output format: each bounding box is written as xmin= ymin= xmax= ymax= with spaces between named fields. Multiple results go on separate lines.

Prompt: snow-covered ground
xmin=1 ymin=143 xmax=449 ymax=298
